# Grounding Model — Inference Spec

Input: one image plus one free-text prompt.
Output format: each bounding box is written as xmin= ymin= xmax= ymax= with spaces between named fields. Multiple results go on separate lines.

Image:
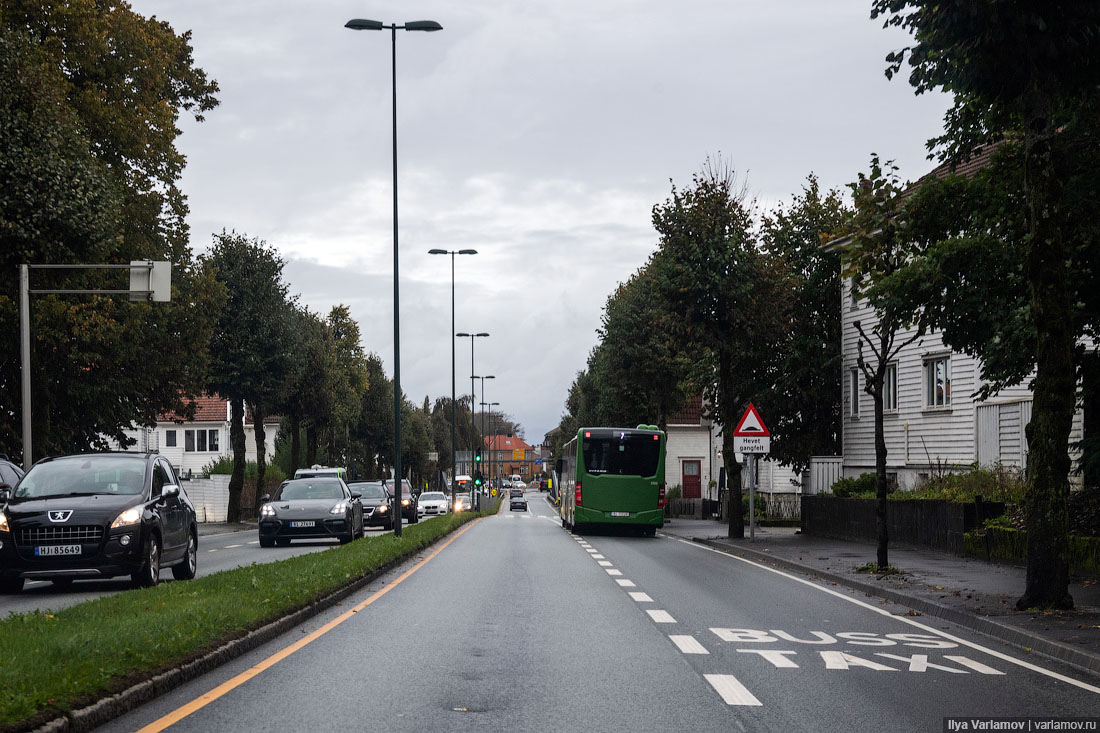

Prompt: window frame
xmin=849 ymin=367 xmax=860 ymax=418
xmin=883 ymin=362 xmax=898 ymax=412
xmin=923 ymin=355 xmax=952 ymax=408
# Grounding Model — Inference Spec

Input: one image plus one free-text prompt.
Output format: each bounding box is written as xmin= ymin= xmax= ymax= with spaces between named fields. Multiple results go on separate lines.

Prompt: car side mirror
xmin=351 ymin=492 xmax=362 ymax=499
xmin=260 ymin=493 xmax=271 ymax=503
xmin=162 ymin=485 xmax=180 ymax=499
xmin=0 ymin=485 xmax=11 ymax=502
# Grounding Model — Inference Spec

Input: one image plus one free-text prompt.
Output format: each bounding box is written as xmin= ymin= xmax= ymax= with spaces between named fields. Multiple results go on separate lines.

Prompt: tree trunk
xmin=253 ymin=402 xmax=267 ymax=513
xmin=306 ymin=424 xmax=318 ymax=467
xmin=290 ymin=415 xmax=301 ymax=475
xmin=725 ymin=429 xmax=745 ymax=539
xmin=227 ymin=398 xmax=246 ymax=523
xmin=1018 ymin=90 xmax=1075 ymax=610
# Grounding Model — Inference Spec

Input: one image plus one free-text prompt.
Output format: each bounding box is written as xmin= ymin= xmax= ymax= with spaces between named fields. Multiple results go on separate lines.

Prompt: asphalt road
xmin=0 ymin=519 xmax=416 ymax=616
xmin=96 ymin=492 xmax=1099 ymax=732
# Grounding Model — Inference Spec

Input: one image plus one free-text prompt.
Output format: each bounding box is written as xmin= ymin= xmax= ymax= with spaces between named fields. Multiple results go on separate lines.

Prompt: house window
xmin=165 ymin=429 xmax=177 ymax=448
xmin=184 ymin=429 xmax=219 ymax=452
xmin=849 ymin=368 xmax=860 ymax=417
xmin=849 ymin=278 xmax=859 ymax=310
xmin=884 ymin=363 xmax=898 ymax=412
xmin=924 ymin=356 xmax=951 ymax=407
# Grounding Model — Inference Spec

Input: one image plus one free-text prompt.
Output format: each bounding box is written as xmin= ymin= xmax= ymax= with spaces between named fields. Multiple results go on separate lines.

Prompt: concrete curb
xmin=31 ymin=518 xmax=485 ymax=733
xmin=689 ymin=537 xmax=1100 ymax=680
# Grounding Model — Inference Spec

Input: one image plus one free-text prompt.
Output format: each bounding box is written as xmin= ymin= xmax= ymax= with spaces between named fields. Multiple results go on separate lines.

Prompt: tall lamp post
xmin=476 ymin=374 xmax=495 ymax=499
xmin=484 ymin=401 xmax=500 ymax=487
xmin=456 ymin=331 xmax=488 ymax=461
xmin=429 ymin=249 xmax=477 ymax=505
xmin=345 ymin=17 xmax=441 ymax=538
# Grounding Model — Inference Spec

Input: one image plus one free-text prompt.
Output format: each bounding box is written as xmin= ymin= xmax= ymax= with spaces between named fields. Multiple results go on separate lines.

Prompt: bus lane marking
xmin=704 ymin=674 xmax=762 ymax=706
xmin=678 ymin=538 xmax=1100 ymax=694
xmin=670 ymin=635 xmax=710 ymax=654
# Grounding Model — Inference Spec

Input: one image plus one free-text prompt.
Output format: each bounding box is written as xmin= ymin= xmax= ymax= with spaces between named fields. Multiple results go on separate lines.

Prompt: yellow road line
xmin=139 ymin=520 xmax=481 ymax=732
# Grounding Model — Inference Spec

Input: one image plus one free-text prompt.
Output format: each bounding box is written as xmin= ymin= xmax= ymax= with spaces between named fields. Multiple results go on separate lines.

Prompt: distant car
xmin=258 ymin=478 xmax=363 ymax=547
xmin=509 ymin=487 xmax=524 ymax=498
xmin=347 ymin=480 xmax=394 ymax=530
xmin=501 ymin=479 xmax=512 ymax=490
xmin=382 ymin=479 xmax=418 ymax=524
xmin=453 ymin=493 xmax=472 ymax=512
xmin=513 ymin=479 xmax=526 ymax=490
xmin=509 ymin=493 xmax=528 ymax=512
xmin=0 ymin=452 xmax=198 ymax=593
xmin=417 ymin=491 xmax=449 ymax=518
xmin=293 ymin=465 xmax=347 ymax=481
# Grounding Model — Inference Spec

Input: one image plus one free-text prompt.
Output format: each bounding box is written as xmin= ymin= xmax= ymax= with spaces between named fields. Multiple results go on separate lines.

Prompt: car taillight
xmin=575 ymin=481 xmax=582 ymax=507
xmin=657 ymin=483 xmax=666 ymax=510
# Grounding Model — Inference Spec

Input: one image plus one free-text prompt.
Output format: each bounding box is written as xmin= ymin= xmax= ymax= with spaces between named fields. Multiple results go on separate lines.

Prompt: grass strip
xmin=0 ymin=505 xmax=497 ymax=729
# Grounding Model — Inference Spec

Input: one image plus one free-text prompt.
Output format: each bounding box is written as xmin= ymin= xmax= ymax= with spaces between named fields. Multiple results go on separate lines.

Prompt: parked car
xmin=347 ymin=480 xmax=394 ymax=530
xmin=453 ymin=493 xmax=472 ymax=512
xmin=0 ymin=452 xmax=198 ymax=593
xmin=0 ymin=454 xmax=24 ymax=489
xmin=258 ymin=478 xmax=363 ymax=547
xmin=509 ymin=493 xmax=528 ymax=512
xmin=382 ymin=479 xmax=418 ymax=524
xmin=417 ymin=491 xmax=449 ymax=518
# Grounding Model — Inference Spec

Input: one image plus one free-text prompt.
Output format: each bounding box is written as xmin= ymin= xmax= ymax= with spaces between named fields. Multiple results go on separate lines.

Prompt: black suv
xmin=382 ymin=479 xmax=418 ymax=524
xmin=0 ymin=453 xmax=198 ymax=593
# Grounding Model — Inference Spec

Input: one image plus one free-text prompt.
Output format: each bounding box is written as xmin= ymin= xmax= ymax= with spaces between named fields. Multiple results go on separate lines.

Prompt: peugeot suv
xmin=0 ymin=453 xmax=198 ymax=593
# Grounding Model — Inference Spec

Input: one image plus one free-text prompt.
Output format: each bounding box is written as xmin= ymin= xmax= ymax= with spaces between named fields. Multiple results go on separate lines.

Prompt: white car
xmin=417 ymin=491 xmax=449 ymax=517
xmin=453 ymin=493 xmax=473 ymax=512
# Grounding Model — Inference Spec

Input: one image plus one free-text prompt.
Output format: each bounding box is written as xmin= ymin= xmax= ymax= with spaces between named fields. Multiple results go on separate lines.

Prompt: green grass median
xmin=0 ymin=504 xmax=497 ymax=730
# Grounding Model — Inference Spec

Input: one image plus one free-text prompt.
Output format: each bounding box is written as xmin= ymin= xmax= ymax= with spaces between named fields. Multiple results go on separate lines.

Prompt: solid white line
xmin=670 ymin=635 xmax=709 ymax=654
xmin=647 ymin=609 xmax=676 ymax=623
xmin=615 ymin=579 xmax=636 ymax=587
xmin=628 ymin=592 xmax=653 ymax=602
xmin=674 ymin=538 xmax=1100 ymax=695
xmin=704 ymin=674 xmax=762 ymax=706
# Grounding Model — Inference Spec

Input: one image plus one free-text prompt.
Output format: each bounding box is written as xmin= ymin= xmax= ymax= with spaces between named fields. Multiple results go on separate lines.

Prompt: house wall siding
xmin=665 ymin=425 xmax=714 ymax=498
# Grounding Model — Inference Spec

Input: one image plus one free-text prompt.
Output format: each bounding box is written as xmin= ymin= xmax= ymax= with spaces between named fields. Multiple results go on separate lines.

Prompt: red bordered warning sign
xmin=733 ymin=403 xmax=770 ymax=454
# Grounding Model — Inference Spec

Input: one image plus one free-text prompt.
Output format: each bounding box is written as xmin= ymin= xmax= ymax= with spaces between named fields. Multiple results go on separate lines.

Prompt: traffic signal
xmin=474 ymin=471 xmax=483 ymax=487
xmin=475 ymin=448 xmax=482 ymax=463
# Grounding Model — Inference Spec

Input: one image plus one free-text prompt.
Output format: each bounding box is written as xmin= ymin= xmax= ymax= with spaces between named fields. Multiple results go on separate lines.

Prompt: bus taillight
xmin=657 ymin=483 xmax=666 ymax=509
xmin=575 ymin=481 xmax=582 ymax=507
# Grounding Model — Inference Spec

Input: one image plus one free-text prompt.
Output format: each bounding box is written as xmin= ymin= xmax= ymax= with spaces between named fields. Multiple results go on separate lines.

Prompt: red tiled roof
xmin=487 ymin=435 xmax=534 ymax=451
xmin=667 ymin=394 xmax=704 ymax=425
xmin=159 ymin=394 xmax=279 ymax=424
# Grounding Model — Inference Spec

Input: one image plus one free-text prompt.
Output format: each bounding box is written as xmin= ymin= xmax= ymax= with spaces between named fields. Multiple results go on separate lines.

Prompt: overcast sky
xmin=130 ymin=0 xmax=950 ymax=443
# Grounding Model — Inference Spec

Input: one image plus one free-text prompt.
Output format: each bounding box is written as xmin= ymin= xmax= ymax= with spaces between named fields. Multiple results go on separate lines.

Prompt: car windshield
xmin=421 ymin=492 xmax=444 ymax=501
xmin=275 ymin=480 xmax=344 ymax=501
xmin=16 ymin=456 xmax=147 ymax=499
xmin=349 ymin=483 xmax=387 ymax=500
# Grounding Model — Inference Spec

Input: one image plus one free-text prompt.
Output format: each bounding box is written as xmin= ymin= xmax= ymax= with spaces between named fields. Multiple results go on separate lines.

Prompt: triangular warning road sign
xmin=733 ymin=403 xmax=769 ymax=436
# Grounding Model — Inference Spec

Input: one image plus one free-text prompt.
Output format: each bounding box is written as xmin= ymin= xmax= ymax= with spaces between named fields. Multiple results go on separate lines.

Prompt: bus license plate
xmin=35 ymin=545 xmax=81 ymax=556
xmin=289 ymin=521 xmax=315 ymax=528
xmin=610 ymin=512 xmax=630 ymax=517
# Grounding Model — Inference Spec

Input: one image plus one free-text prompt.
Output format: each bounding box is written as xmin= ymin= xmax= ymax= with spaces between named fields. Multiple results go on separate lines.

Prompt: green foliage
xmin=910 ymin=464 xmax=1026 ymax=504
xmin=203 ymin=457 xmax=285 ymax=484
xmin=665 ymin=486 xmax=682 ymax=501
xmin=830 ymin=473 xmax=878 ymax=498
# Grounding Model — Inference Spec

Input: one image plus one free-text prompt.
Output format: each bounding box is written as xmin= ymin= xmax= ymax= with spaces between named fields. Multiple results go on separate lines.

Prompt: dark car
xmin=258 ymin=478 xmax=364 ymax=547
xmin=382 ymin=479 xmax=418 ymax=524
xmin=509 ymin=493 xmax=528 ymax=512
xmin=0 ymin=453 xmax=198 ymax=593
xmin=510 ymin=487 xmax=524 ymax=498
xmin=0 ymin=454 xmax=24 ymax=488
xmin=347 ymin=480 xmax=394 ymax=530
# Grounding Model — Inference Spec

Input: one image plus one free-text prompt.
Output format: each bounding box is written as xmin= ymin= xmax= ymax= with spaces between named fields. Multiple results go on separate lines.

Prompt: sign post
xmin=733 ymin=404 xmax=770 ymax=542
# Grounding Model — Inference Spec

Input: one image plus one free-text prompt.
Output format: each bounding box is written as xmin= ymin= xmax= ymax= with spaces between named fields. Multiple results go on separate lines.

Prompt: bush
xmin=830 ymin=473 xmax=877 ymax=498
xmin=741 ymin=491 xmax=766 ymax=520
xmin=203 ymin=456 xmax=286 ymax=485
xmin=909 ymin=462 xmax=1025 ymax=503
xmin=666 ymin=486 xmax=682 ymax=500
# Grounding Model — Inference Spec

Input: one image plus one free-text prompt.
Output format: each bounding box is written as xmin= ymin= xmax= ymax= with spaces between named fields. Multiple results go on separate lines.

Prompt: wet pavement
xmin=659 ymin=518 xmax=1100 ymax=678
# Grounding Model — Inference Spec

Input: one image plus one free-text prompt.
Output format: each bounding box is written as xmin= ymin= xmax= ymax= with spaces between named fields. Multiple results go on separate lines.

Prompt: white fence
xmin=181 ymin=475 xmax=230 ymax=523
xmin=806 ymin=456 xmax=842 ymax=495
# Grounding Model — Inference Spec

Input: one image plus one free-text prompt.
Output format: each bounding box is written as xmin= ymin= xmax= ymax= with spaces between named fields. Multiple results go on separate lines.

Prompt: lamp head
xmin=405 ymin=20 xmax=442 ymax=31
xmin=428 ymin=249 xmax=448 ymax=255
xmin=345 ymin=18 xmax=384 ymax=31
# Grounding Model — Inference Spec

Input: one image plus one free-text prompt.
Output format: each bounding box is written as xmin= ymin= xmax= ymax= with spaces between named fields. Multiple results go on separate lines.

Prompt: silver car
xmin=417 ymin=491 xmax=449 ymax=518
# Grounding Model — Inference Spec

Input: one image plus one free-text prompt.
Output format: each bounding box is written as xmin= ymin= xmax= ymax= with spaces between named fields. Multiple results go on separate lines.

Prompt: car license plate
xmin=289 ymin=521 xmax=315 ymax=528
xmin=35 ymin=545 xmax=81 ymax=556
xmin=610 ymin=512 xmax=630 ymax=517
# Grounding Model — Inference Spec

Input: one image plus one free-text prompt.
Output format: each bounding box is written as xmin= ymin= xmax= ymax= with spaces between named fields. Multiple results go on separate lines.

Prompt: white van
xmin=293 ymin=465 xmax=348 ymax=480
xmin=510 ymin=474 xmax=525 ymax=489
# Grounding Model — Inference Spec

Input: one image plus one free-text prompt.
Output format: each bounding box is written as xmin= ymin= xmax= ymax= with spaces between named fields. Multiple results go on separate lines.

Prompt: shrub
xmin=908 ymin=462 xmax=1025 ymax=503
xmin=830 ymin=473 xmax=877 ymax=498
xmin=203 ymin=457 xmax=285 ymax=484
xmin=666 ymin=486 xmax=682 ymax=500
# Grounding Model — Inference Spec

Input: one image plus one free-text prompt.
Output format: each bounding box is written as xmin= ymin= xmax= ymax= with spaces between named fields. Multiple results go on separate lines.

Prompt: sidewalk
xmin=197 ymin=521 xmax=255 ymax=536
xmin=659 ymin=517 xmax=1100 ymax=679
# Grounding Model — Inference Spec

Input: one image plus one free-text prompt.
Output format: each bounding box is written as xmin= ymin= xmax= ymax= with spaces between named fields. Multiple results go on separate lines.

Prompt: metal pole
xmin=749 ymin=454 xmax=757 ymax=541
xmin=20 ymin=265 xmax=32 ymax=470
xmin=450 ymin=253 xmax=456 ymax=507
xmin=390 ymin=24 xmax=403 ymax=538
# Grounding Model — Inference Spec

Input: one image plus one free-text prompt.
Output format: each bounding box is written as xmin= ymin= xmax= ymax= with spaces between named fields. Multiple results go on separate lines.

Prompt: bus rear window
xmin=582 ymin=434 xmax=660 ymax=477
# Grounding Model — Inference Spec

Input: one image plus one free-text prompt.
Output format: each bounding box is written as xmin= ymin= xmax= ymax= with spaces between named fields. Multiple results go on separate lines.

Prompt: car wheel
xmin=642 ymin=526 xmax=657 ymax=537
xmin=0 ymin=577 xmax=24 ymax=594
xmin=172 ymin=531 xmax=198 ymax=580
xmin=132 ymin=533 xmax=161 ymax=588
xmin=259 ymin=536 xmax=275 ymax=548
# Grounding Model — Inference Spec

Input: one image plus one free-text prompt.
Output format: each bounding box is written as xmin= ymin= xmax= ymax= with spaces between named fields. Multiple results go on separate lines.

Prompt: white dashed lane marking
xmin=597 ymin=561 xmax=613 ymax=567
xmin=615 ymin=579 xmax=636 ymax=587
xmin=670 ymin=635 xmax=710 ymax=655
xmin=628 ymin=592 xmax=653 ymax=602
xmin=647 ymin=610 xmax=676 ymax=624
xmin=605 ymin=569 xmax=623 ymax=576
xmin=705 ymin=674 xmax=762 ymax=706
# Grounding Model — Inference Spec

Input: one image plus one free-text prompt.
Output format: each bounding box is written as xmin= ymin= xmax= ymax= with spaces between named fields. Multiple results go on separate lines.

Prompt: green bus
xmin=557 ymin=425 xmax=666 ymax=536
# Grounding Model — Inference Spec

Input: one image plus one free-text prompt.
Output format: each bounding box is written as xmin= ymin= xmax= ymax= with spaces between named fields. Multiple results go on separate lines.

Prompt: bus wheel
xmin=642 ymin=526 xmax=656 ymax=537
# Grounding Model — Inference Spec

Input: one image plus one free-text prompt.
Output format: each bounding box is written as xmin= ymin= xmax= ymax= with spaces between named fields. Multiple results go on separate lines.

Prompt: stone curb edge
xmin=690 ymin=537 xmax=1100 ymax=681
xmin=31 ymin=521 xmax=481 ymax=733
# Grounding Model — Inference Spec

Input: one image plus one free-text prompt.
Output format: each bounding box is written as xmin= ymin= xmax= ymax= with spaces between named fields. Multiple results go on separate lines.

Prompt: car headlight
xmin=0 ymin=512 xmax=9 ymax=533
xmin=401 ymin=498 xmax=410 ymax=506
xmin=376 ymin=504 xmax=388 ymax=513
xmin=330 ymin=500 xmax=350 ymax=515
xmin=110 ymin=505 xmax=143 ymax=529
xmin=260 ymin=504 xmax=276 ymax=517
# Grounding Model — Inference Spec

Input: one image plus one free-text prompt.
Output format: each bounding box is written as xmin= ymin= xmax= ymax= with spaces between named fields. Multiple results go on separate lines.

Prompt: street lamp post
xmin=476 ymin=375 xmax=494 ymax=503
xmin=429 ymin=249 xmax=476 ymax=506
xmin=346 ymin=17 xmax=441 ymax=538
xmin=456 ymin=332 xmax=488 ymax=470
xmin=485 ymin=401 xmax=500 ymax=487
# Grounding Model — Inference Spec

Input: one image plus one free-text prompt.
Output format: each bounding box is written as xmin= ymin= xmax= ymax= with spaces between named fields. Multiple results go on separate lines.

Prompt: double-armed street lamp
xmin=429 ymin=249 xmax=477 ymax=504
xmin=475 ymin=375 xmax=494 ymax=502
xmin=482 ymin=399 xmax=499 ymax=489
xmin=456 ymin=332 xmax=488 ymax=473
xmin=345 ymin=17 xmax=441 ymax=537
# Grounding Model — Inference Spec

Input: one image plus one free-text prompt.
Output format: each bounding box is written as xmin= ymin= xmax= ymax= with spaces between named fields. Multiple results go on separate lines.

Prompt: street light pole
xmin=429 ymin=249 xmax=476 ymax=506
xmin=346 ymin=17 xmax=441 ymax=538
xmin=485 ymin=401 xmax=499 ymax=487
xmin=476 ymin=375 xmax=494 ymax=500
xmin=455 ymin=332 xmax=488 ymax=474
